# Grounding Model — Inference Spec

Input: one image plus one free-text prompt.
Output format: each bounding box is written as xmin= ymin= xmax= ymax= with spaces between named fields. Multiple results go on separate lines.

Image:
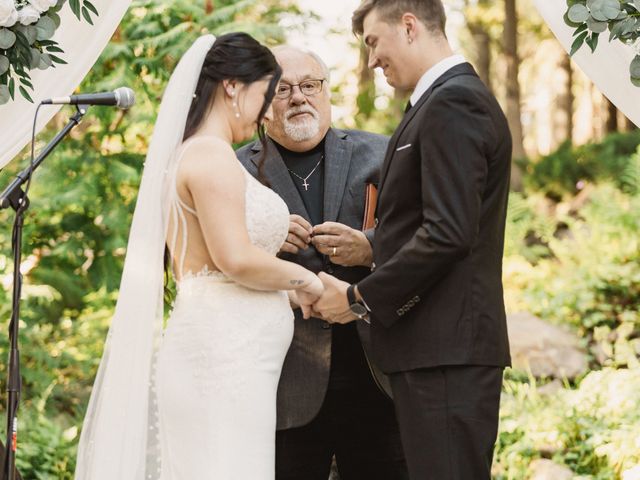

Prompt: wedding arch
xmin=0 ymin=0 xmax=132 ymax=169
xmin=533 ymin=0 xmax=639 ymax=128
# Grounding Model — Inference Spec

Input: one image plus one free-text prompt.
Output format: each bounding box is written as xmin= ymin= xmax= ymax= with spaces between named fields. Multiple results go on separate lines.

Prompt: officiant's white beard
xmin=283 ymin=106 xmax=320 ymax=142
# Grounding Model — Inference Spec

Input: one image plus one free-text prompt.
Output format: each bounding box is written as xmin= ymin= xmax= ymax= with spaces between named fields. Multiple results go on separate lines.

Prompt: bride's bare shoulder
xmin=177 ymin=135 xmax=240 ymax=177
xmin=178 ymin=136 xmax=243 ymax=189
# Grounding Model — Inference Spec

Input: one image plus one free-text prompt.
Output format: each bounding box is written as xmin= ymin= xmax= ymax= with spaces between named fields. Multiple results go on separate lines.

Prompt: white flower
xmin=27 ymin=0 xmax=58 ymax=14
xmin=18 ymin=5 xmax=40 ymax=25
xmin=0 ymin=0 xmax=18 ymax=28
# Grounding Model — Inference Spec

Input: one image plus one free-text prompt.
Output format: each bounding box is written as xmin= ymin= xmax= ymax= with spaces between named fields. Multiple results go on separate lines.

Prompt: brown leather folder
xmin=362 ymin=183 xmax=378 ymax=231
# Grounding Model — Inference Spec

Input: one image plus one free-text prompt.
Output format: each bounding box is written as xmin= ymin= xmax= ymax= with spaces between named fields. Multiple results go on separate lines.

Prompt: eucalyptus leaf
xmin=601 ymin=0 xmax=621 ymax=19
xmin=631 ymin=76 xmax=640 ymax=87
xmin=616 ymin=10 xmax=628 ymax=20
xmin=0 ymin=29 xmax=16 ymax=50
xmin=587 ymin=15 xmax=608 ymax=33
xmin=622 ymin=17 xmax=638 ymax=35
xmin=36 ymin=16 xmax=56 ymax=41
xmin=610 ymin=18 xmax=626 ymax=40
xmin=585 ymin=32 xmax=600 ymax=51
xmin=589 ymin=0 xmax=620 ymax=21
xmin=48 ymin=12 xmax=61 ymax=28
xmin=630 ymin=55 xmax=640 ymax=78
xmin=0 ymin=55 xmax=8 ymax=76
xmin=0 ymin=84 xmax=10 ymax=105
xmin=568 ymin=4 xmax=590 ymax=23
xmin=574 ymin=23 xmax=589 ymax=36
xmin=38 ymin=53 xmax=52 ymax=70
xmin=570 ymin=30 xmax=589 ymax=55
xmin=564 ymin=11 xmax=583 ymax=27
xmin=19 ymin=85 xmax=33 ymax=103
xmin=29 ymin=48 xmax=41 ymax=69
xmin=17 ymin=25 xmax=37 ymax=45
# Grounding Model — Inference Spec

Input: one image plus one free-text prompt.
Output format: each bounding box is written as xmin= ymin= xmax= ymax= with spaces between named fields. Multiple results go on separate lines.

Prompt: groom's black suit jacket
xmin=358 ymin=63 xmax=512 ymax=374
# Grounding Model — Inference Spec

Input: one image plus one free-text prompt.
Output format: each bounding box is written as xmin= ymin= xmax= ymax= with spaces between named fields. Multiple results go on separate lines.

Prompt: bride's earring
xmin=231 ymin=91 xmax=240 ymax=118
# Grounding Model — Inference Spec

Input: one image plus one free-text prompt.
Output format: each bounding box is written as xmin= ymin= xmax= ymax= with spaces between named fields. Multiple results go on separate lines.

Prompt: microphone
xmin=42 ymin=87 xmax=136 ymax=109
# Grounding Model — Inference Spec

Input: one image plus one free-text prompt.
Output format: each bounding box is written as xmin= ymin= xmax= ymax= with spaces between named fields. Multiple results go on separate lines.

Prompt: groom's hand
xmin=312 ymin=222 xmax=373 ymax=267
xmin=313 ymin=272 xmax=357 ymax=324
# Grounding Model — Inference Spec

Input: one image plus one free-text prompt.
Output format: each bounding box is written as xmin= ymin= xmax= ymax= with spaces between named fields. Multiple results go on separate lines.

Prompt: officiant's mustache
xmin=285 ymin=105 xmax=319 ymax=120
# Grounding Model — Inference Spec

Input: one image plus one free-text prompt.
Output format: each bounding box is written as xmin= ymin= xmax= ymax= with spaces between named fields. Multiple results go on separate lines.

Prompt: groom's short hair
xmin=352 ymin=0 xmax=447 ymax=37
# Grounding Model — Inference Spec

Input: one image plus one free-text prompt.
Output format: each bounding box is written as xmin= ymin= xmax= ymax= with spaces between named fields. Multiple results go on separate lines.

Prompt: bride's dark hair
xmin=182 ymin=32 xmax=281 ymax=177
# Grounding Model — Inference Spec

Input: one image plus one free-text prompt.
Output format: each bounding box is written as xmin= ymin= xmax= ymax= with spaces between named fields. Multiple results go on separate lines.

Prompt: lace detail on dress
xmin=242 ymin=169 xmax=290 ymax=256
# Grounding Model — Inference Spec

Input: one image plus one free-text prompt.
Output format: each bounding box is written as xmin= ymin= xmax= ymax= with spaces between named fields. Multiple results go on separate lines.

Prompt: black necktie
xmin=404 ymin=101 xmax=412 ymax=114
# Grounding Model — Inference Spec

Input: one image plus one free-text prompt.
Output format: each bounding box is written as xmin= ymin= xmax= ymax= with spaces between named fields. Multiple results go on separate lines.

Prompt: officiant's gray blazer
xmin=236 ymin=128 xmax=391 ymax=430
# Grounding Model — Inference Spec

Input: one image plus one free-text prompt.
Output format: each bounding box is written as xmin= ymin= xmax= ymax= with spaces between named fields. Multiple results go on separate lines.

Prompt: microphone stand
xmin=0 ymin=105 xmax=88 ymax=480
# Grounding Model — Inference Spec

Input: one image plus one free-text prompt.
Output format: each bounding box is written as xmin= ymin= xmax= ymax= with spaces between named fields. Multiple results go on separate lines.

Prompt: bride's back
xmin=167 ymin=135 xmax=243 ymax=280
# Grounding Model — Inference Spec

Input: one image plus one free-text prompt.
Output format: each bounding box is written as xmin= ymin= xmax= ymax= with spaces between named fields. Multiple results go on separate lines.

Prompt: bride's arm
xmin=180 ymin=138 xmax=321 ymax=296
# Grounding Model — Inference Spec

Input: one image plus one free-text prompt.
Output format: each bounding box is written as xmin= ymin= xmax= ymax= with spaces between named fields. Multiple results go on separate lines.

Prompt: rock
xmin=507 ymin=312 xmax=589 ymax=379
xmin=537 ymin=379 xmax=563 ymax=395
xmin=529 ymin=459 xmax=573 ymax=480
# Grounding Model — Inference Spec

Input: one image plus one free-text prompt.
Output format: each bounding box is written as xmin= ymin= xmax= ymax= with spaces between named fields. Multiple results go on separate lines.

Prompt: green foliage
xmin=495 ymin=368 xmax=640 ymax=479
xmin=505 ymin=184 xmax=640 ymax=369
xmin=564 ymin=0 xmax=640 ymax=85
xmin=12 ymin=409 xmax=79 ymax=479
xmin=523 ymin=130 xmax=640 ymax=198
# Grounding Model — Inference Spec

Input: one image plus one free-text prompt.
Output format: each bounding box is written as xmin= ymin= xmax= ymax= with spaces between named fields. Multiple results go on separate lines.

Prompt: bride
xmin=74 ymin=33 xmax=323 ymax=479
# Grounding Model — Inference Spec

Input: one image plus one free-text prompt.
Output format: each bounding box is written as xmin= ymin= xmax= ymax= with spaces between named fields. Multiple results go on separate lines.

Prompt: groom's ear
xmin=400 ymin=13 xmax=418 ymax=40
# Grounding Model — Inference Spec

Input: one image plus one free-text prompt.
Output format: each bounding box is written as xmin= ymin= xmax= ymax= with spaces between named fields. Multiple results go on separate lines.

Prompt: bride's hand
xmin=297 ymin=275 xmax=323 ymax=319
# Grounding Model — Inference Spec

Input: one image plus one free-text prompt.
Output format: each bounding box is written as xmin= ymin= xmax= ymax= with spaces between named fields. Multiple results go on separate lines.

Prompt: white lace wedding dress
xmin=155 ymin=161 xmax=294 ymax=479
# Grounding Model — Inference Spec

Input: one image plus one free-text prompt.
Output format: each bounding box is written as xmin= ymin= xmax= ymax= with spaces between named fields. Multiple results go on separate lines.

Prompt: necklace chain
xmin=287 ymin=154 xmax=323 ymax=191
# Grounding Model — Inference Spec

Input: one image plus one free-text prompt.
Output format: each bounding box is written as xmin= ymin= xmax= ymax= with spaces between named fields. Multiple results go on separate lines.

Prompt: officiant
xmin=236 ymin=45 xmax=408 ymax=480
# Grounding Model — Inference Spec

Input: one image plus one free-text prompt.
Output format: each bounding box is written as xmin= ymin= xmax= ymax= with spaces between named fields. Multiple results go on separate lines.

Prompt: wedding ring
xmin=331 ymin=247 xmax=337 ymax=256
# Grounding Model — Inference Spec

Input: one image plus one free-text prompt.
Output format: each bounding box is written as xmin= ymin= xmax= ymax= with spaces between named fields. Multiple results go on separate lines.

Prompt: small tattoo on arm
xmin=290 ymin=280 xmax=305 ymax=286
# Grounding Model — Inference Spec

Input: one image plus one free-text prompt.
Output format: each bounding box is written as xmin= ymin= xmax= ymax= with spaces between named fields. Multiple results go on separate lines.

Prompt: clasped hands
xmin=282 ymin=214 xmax=371 ymax=324
xmin=297 ymin=272 xmax=358 ymax=324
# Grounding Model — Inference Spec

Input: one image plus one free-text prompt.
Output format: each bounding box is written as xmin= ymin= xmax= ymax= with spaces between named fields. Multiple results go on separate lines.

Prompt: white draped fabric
xmin=0 ymin=0 xmax=132 ymax=169
xmin=534 ymin=0 xmax=639 ymax=127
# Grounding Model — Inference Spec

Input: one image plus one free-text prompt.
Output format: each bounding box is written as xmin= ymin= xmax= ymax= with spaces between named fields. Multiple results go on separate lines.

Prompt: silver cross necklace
xmin=287 ymin=154 xmax=323 ymax=191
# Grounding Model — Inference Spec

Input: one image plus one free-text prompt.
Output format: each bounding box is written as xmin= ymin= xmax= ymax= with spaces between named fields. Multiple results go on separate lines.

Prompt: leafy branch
xmin=0 ymin=0 xmax=99 ymax=104
xmin=564 ymin=0 xmax=640 ymax=85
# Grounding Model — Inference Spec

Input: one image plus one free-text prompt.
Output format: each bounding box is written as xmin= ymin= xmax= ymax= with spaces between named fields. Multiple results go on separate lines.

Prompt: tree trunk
xmin=467 ymin=22 xmax=492 ymax=92
xmin=604 ymin=98 xmax=618 ymax=134
xmin=504 ymin=0 xmax=525 ymax=191
xmin=559 ymin=54 xmax=573 ymax=143
xmin=356 ymin=42 xmax=376 ymax=118
xmin=623 ymin=114 xmax=636 ymax=131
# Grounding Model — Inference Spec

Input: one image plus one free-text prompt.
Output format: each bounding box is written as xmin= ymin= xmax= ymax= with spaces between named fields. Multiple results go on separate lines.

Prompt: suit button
xmin=374 ymin=218 xmax=379 ymax=227
xmin=326 ymin=265 xmax=334 ymax=274
xmin=371 ymin=262 xmax=376 ymax=272
xmin=396 ymin=308 xmax=404 ymax=316
xmin=413 ymin=296 xmax=420 ymax=302
xmin=321 ymin=322 xmax=331 ymax=330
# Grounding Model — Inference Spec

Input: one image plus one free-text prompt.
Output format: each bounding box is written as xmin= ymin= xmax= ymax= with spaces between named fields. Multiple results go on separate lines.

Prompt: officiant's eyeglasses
xmin=275 ymin=79 xmax=325 ymax=99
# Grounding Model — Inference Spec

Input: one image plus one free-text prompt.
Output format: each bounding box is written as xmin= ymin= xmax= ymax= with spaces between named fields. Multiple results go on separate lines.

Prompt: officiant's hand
xmin=280 ymin=214 xmax=313 ymax=254
xmin=312 ymin=222 xmax=373 ymax=267
xmin=311 ymin=272 xmax=357 ymax=324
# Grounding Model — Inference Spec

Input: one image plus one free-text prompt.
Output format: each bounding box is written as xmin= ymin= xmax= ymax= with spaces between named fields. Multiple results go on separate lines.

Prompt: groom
xmin=236 ymin=46 xmax=407 ymax=479
xmin=314 ymin=0 xmax=512 ymax=478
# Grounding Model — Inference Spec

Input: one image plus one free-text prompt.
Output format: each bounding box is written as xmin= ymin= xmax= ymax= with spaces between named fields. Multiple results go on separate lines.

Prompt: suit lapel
xmin=376 ymin=63 xmax=478 ymax=201
xmin=322 ymin=129 xmax=352 ymax=223
xmin=249 ymin=139 xmax=311 ymax=221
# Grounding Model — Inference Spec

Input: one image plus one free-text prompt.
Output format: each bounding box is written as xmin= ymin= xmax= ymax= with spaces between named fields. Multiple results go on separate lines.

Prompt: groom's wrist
xmin=354 ymin=284 xmax=371 ymax=312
